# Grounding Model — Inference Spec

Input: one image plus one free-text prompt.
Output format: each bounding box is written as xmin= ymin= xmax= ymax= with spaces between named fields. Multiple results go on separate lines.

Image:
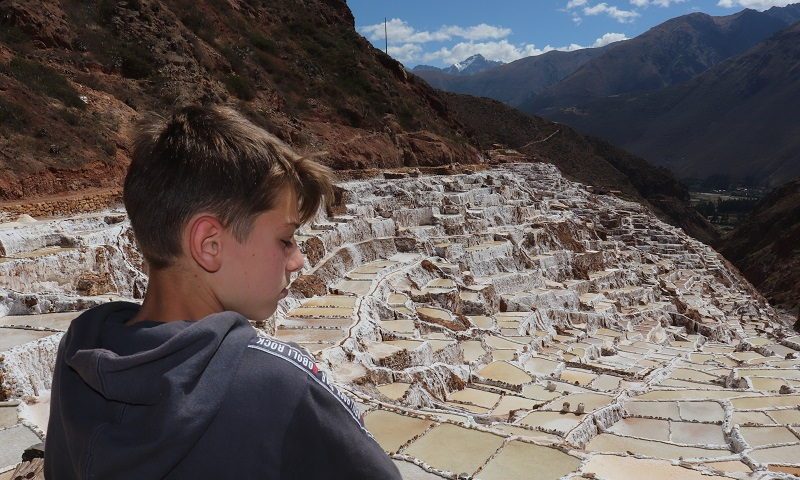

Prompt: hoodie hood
xmin=53 ymin=301 xmax=256 ymax=479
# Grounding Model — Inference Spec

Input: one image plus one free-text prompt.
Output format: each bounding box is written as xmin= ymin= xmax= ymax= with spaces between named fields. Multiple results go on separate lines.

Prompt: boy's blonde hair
xmin=124 ymin=105 xmax=333 ymax=269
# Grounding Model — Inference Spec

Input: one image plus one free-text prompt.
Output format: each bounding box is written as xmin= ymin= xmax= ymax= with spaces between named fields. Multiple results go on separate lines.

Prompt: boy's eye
xmin=281 ymin=238 xmax=294 ymax=248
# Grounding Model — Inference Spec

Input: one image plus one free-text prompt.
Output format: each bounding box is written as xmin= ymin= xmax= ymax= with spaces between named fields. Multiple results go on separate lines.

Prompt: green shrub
xmin=0 ymin=99 xmax=27 ymax=132
xmin=0 ymin=24 xmax=30 ymax=44
xmin=2 ymin=57 xmax=85 ymax=108
xmin=59 ymin=108 xmax=81 ymax=126
xmin=220 ymin=46 xmax=246 ymax=75
xmin=248 ymin=31 xmax=277 ymax=54
xmin=181 ymin=11 xmax=215 ymax=44
xmin=223 ymin=74 xmax=256 ymax=100
xmin=117 ymin=42 xmax=156 ymax=79
xmin=253 ymin=51 xmax=279 ymax=73
xmin=96 ymin=135 xmax=117 ymax=156
xmin=96 ymin=0 xmax=119 ymax=24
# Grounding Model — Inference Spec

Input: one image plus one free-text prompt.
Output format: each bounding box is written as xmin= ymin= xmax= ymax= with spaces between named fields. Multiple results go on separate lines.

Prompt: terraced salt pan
xmin=274 ymin=328 xmax=345 ymax=344
xmin=380 ymin=319 xmax=416 ymax=334
xmin=460 ymin=340 xmax=487 ymax=363
xmin=476 ymin=361 xmax=532 ymax=387
xmin=541 ymin=392 xmax=614 ymax=413
xmin=279 ymin=316 xmax=353 ymax=329
xmin=590 ymin=374 xmax=623 ymax=392
xmin=332 ymin=279 xmax=372 ymax=295
xmin=739 ymin=426 xmax=799 ymax=447
xmin=609 ymin=418 xmax=670 ymax=441
xmin=583 ymin=455 xmax=733 ymax=480
xmin=635 ymin=389 xmax=762 ymax=401
xmin=520 ymin=384 xmax=564 ymax=402
xmin=376 ymin=382 xmax=411 ymax=400
xmin=679 ymin=401 xmax=726 ymax=422
xmin=559 ymin=368 xmax=597 ymax=386
xmin=733 ymin=411 xmax=775 ymax=425
xmin=0 ymin=312 xmax=77 ymax=331
xmin=4 ymin=164 xmax=799 ymax=477
xmin=489 ymin=395 xmax=540 ymax=417
xmin=0 ymin=404 xmax=19 ymax=428
xmin=586 ymin=433 xmax=732 ymax=459
xmin=670 ymin=421 xmax=727 ymax=445
xmin=364 ymin=409 xmax=434 ymax=453
xmin=732 ymin=394 xmax=800 ymax=409
xmin=466 ymin=315 xmax=493 ymax=329
xmin=0 ymin=328 xmax=53 ymax=352
xmin=475 ymin=440 xmax=581 ymax=480
xmin=401 ymin=423 xmax=505 ymax=476
xmin=749 ymin=444 xmax=800 ymax=464
xmin=518 ymin=411 xmax=586 ymax=434
xmin=766 ymin=409 xmax=800 ymax=425
xmin=702 ymin=460 xmax=752 ymax=473
xmin=489 ymin=424 xmax=562 ymax=443
xmin=448 ymin=388 xmax=500 ymax=409
xmin=523 ymin=356 xmax=561 ymax=377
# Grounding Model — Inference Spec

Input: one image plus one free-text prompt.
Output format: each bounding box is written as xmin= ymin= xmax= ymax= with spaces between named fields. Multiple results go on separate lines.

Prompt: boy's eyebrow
xmin=285 ymin=222 xmax=301 ymax=229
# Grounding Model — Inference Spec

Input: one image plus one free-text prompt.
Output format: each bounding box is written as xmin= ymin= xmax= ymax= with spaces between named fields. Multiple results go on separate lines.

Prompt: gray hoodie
xmin=44 ymin=301 xmax=400 ymax=479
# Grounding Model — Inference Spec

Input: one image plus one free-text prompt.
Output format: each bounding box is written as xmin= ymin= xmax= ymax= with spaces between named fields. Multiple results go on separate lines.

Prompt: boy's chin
xmin=235 ymin=302 xmax=278 ymax=322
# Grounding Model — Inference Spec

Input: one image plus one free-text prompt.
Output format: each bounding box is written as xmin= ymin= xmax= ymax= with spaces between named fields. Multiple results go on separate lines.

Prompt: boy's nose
xmin=287 ymin=246 xmax=305 ymax=273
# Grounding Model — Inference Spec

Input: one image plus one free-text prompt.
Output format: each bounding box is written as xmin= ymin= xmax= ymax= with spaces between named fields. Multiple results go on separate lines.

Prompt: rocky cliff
xmin=720 ymin=178 xmax=800 ymax=311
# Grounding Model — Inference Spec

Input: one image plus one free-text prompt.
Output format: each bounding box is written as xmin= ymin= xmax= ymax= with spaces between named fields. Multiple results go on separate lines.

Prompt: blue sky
xmin=346 ymin=0 xmax=796 ymax=67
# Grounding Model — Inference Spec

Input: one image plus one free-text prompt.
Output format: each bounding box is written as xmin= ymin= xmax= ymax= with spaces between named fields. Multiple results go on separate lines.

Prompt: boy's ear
xmin=187 ymin=214 xmax=225 ymax=273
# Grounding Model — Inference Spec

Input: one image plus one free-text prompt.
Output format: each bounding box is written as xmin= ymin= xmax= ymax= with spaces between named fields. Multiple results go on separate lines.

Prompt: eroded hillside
xmin=0 ymin=0 xmax=477 ymax=203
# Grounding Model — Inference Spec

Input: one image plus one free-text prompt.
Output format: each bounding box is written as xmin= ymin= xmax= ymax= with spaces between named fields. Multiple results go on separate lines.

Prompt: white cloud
xmin=583 ymin=3 xmax=641 ymax=22
xmin=440 ymin=24 xmax=511 ymax=41
xmin=566 ymin=0 xmax=589 ymax=8
xmin=717 ymin=0 xmax=796 ymax=9
xmin=358 ymin=19 xmax=511 ymax=45
xmin=592 ymin=32 xmax=629 ymax=46
xmin=630 ymin=0 xmax=687 ymax=6
xmin=421 ymin=40 xmax=583 ymax=65
xmin=388 ymin=43 xmax=423 ymax=63
xmin=653 ymin=0 xmax=688 ymax=5
xmin=421 ymin=31 xmax=630 ymax=65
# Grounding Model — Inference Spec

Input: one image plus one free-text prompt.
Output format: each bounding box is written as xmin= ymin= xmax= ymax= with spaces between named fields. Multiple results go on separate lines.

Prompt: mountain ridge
xmin=412 ymin=54 xmax=504 ymax=76
xmin=413 ymin=46 xmax=611 ymax=107
xmin=523 ymin=6 xmax=798 ymax=112
xmin=542 ymin=20 xmax=800 ymax=187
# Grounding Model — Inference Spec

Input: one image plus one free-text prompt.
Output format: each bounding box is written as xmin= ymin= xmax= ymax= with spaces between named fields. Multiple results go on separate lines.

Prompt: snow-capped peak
xmin=452 ymin=54 xmax=486 ymax=72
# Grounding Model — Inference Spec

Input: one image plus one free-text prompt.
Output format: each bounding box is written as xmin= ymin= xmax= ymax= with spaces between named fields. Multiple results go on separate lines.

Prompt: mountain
xmin=524 ymin=7 xmax=799 ymax=112
xmin=542 ymin=20 xmax=800 ymax=187
xmin=440 ymin=92 xmax=719 ymax=245
xmin=412 ymin=54 xmax=503 ymax=77
xmin=720 ymin=178 xmax=800 ymax=310
xmin=413 ymin=47 xmax=610 ymax=107
xmin=764 ymin=2 xmax=800 ymax=24
xmin=0 ymin=0 xmax=712 ymax=247
xmin=414 ymin=6 xmax=800 ymax=114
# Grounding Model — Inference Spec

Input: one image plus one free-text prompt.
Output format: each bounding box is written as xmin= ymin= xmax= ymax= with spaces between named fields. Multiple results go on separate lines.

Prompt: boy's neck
xmin=128 ymin=266 xmax=223 ymax=325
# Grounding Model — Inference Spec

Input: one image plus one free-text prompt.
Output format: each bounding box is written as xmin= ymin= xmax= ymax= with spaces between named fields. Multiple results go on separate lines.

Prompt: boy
xmin=44 ymin=105 xmax=401 ymax=479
